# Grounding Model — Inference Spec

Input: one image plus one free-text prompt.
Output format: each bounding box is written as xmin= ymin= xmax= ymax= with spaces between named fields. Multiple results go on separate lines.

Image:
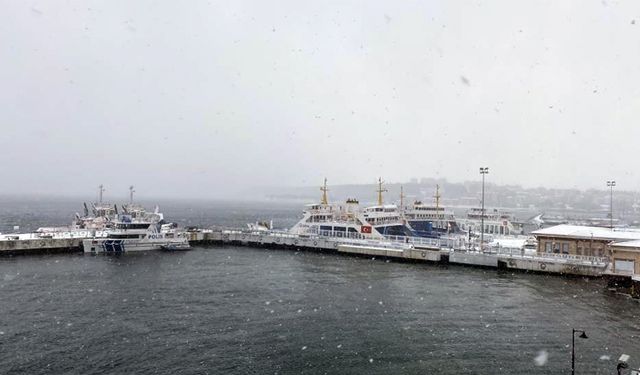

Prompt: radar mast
xmin=376 ymin=177 xmax=387 ymax=206
xmin=320 ymin=178 xmax=329 ymax=205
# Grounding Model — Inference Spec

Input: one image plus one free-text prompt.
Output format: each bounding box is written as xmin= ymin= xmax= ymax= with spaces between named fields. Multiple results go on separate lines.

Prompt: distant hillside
xmin=257 ymin=178 xmax=640 ymax=221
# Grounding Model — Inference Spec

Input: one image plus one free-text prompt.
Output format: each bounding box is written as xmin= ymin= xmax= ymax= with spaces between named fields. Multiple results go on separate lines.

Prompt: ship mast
xmin=320 ymin=178 xmax=329 ymax=205
xmin=129 ymin=185 xmax=135 ymax=204
xmin=400 ymin=185 xmax=405 ymax=211
xmin=376 ymin=177 xmax=387 ymax=206
xmin=98 ymin=184 xmax=105 ymax=204
xmin=434 ymin=184 xmax=441 ymax=211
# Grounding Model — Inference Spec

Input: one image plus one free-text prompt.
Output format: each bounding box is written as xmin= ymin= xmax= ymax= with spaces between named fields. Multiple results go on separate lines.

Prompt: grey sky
xmin=1 ymin=1 xmax=639 ymax=199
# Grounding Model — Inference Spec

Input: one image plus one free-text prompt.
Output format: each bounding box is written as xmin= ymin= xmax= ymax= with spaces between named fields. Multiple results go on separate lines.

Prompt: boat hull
xmin=82 ymin=237 xmax=190 ymax=253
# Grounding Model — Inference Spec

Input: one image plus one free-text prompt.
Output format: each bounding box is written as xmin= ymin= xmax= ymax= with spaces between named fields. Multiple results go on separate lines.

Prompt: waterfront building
xmin=609 ymin=240 xmax=640 ymax=277
xmin=531 ymin=224 xmax=640 ymax=257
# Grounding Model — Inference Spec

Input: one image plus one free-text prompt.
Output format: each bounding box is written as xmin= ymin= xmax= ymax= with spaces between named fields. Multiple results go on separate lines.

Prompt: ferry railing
xmin=489 ymin=246 xmax=609 ymax=265
xmin=0 ymin=230 xmax=110 ymax=241
xmin=292 ymin=229 xmax=414 ymax=250
xmin=382 ymin=234 xmax=467 ymax=250
xmin=314 ymin=229 xmax=369 ymax=241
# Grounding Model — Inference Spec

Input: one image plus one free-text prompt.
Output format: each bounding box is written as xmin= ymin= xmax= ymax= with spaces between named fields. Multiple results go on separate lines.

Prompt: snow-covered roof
xmin=490 ymin=238 xmax=527 ymax=248
xmin=610 ymin=239 xmax=640 ymax=249
xmin=531 ymin=224 xmax=640 ymax=242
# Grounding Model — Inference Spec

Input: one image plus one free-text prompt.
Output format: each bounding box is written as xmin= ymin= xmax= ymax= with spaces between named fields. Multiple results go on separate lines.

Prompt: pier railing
xmin=489 ymin=246 xmax=608 ymax=265
xmin=214 ymin=228 xmax=611 ymax=268
xmin=220 ymin=227 xmax=471 ymax=251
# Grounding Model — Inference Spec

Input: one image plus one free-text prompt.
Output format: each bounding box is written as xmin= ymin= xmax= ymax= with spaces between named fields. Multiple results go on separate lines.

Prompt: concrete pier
xmin=338 ymin=244 xmax=442 ymax=262
xmin=0 ymin=226 xmax=612 ymax=279
xmin=0 ymin=233 xmax=83 ymax=255
xmin=193 ymin=229 xmax=610 ymax=277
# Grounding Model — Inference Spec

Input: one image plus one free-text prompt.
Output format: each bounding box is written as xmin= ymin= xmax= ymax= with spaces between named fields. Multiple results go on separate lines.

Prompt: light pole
xmin=479 ymin=167 xmax=489 ymax=251
xmin=607 ymin=180 xmax=616 ymax=229
xmin=572 ymin=328 xmax=588 ymax=375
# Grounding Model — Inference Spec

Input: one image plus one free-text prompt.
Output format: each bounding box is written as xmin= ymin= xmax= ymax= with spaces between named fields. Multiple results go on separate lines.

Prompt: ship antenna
xmin=434 ymin=184 xmax=441 ymax=211
xmin=129 ymin=185 xmax=135 ymax=204
xmin=320 ymin=178 xmax=329 ymax=205
xmin=400 ymin=185 xmax=405 ymax=211
xmin=377 ymin=177 xmax=387 ymax=206
xmin=98 ymin=184 xmax=105 ymax=204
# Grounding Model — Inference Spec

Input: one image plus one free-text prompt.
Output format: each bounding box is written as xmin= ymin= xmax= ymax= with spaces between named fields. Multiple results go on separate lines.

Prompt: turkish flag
xmin=361 ymin=226 xmax=372 ymax=234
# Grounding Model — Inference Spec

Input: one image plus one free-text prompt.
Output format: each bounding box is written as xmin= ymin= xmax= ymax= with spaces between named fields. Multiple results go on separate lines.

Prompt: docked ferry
xmin=289 ymin=178 xmax=423 ymax=239
xmin=37 ymin=186 xmax=175 ymax=238
xmin=289 ymin=179 xmax=389 ymax=239
xmin=402 ymin=185 xmax=460 ymax=238
xmin=458 ymin=207 xmax=520 ymax=236
xmin=361 ymin=178 xmax=414 ymax=237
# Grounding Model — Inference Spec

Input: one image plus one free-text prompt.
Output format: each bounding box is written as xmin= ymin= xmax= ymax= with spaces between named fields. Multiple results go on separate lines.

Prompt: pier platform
xmin=192 ymin=229 xmax=610 ymax=277
xmin=0 ymin=232 xmax=83 ymax=255
xmin=1 ymin=226 xmax=610 ymax=278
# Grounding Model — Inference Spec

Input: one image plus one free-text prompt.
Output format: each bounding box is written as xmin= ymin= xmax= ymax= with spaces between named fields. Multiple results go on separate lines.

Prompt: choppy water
xmin=1 ymin=198 xmax=639 ymax=374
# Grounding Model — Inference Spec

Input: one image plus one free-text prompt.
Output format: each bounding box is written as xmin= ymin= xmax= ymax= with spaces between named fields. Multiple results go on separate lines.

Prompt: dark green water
xmin=1 ymin=246 xmax=639 ymax=374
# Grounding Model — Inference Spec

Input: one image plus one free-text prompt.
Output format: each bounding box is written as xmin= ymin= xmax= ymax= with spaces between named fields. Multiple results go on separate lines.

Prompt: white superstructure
xmin=401 ymin=185 xmax=460 ymax=237
xmin=361 ymin=178 xmax=413 ymax=237
xmin=289 ymin=178 xmax=414 ymax=239
xmin=82 ymin=214 xmax=189 ymax=253
xmin=458 ymin=208 xmax=519 ymax=236
xmin=288 ymin=179 xmax=385 ymax=239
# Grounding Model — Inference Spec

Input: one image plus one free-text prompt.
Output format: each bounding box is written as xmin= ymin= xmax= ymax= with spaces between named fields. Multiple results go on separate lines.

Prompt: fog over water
xmin=2 ymin=1 xmax=640 ymax=198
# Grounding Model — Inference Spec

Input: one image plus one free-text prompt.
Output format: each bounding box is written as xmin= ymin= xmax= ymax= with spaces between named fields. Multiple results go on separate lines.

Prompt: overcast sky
xmin=1 ymin=0 xmax=639 ymax=199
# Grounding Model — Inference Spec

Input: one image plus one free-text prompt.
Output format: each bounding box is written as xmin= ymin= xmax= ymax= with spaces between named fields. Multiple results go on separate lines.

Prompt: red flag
xmin=361 ymin=225 xmax=372 ymax=234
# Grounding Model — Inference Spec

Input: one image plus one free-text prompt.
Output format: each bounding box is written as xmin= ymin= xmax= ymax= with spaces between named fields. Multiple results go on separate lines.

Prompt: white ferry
xmin=458 ymin=207 xmax=519 ymax=236
xmin=289 ymin=178 xmax=414 ymax=239
xmin=361 ymin=178 xmax=414 ymax=237
xmin=37 ymin=185 xmax=174 ymax=239
xmin=402 ymin=185 xmax=460 ymax=238
xmin=289 ymin=179 xmax=386 ymax=239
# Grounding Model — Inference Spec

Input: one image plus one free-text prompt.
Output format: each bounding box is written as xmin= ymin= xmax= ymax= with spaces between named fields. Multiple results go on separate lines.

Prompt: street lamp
xmin=572 ymin=329 xmax=588 ymax=375
xmin=607 ymin=180 xmax=616 ymax=229
xmin=479 ymin=167 xmax=489 ymax=251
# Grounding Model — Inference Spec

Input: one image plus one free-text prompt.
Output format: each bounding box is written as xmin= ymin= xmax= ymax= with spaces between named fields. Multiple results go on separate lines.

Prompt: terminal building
xmin=609 ymin=240 xmax=640 ymax=276
xmin=531 ymin=224 xmax=640 ymax=277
